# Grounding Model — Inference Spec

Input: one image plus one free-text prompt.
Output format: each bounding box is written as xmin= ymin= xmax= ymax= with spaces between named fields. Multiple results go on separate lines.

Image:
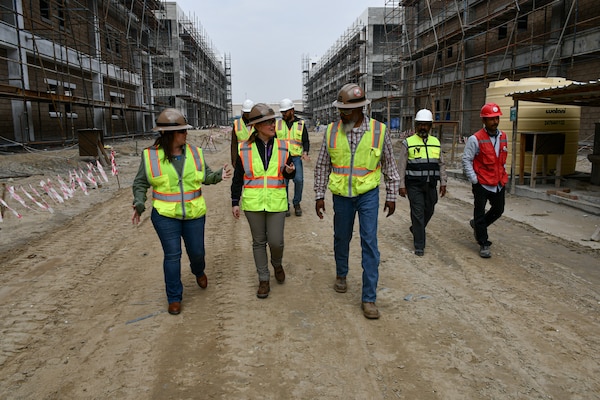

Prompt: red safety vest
xmin=473 ymin=128 xmax=508 ymax=187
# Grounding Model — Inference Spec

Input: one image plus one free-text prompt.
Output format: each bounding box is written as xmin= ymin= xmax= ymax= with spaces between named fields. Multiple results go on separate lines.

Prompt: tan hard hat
xmin=152 ymin=108 xmax=193 ymax=132
xmin=246 ymin=103 xmax=276 ymax=126
xmin=332 ymin=83 xmax=371 ymax=109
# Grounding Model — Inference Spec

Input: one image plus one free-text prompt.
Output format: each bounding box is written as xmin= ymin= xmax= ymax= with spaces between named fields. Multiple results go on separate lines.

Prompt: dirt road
xmin=1 ymin=130 xmax=599 ymax=399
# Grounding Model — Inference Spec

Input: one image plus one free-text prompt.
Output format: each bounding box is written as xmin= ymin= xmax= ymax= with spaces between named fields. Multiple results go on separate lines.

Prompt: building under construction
xmin=0 ymin=0 xmax=230 ymax=147
xmin=305 ymin=1 xmax=600 ymax=140
xmin=303 ymin=8 xmax=403 ymax=128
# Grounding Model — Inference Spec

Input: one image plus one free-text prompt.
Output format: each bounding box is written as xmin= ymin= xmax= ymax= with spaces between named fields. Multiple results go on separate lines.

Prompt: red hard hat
xmin=480 ymin=103 xmax=502 ymax=118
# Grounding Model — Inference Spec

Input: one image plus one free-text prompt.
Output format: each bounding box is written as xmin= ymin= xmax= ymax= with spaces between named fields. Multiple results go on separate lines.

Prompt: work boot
xmin=285 ymin=204 xmax=291 ymax=217
xmin=294 ymin=203 xmax=302 ymax=216
xmin=274 ymin=266 xmax=285 ymax=284
xmin=334 ymin=276 xmax=347 ymax=293
xmin=257 ymin=281 xmax=270 ymax=298
xmin=479 ymin=244 xmax=491 ymax=258
xmin=361 ymin=302 xmax=380 ymax=319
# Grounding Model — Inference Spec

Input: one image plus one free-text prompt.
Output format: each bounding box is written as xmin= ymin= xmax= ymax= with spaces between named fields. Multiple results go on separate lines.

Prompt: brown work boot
xmin=274 ymin=266 xmax=285 ymax=284
xmin=294 ymin=203 xmax=302 ymax=216
xmin=257 ymin=281 xmax=270 ymax=299
xmin=334 ymin=276 xmax=347 ymax=293
xmin=361 ymin=302 xmax=380 ymax=319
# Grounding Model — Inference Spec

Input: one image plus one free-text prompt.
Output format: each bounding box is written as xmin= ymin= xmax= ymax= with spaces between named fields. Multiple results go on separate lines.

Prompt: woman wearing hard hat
xmin=131 ymin=108 xmax=232 ymax=315
xmin=230 ymin=103 xmax=296 ymax=299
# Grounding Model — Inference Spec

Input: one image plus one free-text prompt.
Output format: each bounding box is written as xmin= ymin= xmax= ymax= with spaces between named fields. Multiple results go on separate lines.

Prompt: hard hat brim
xmin=332 ymin=98 xmax=371 ymax=109
xmin=279 ymin=106 xmax=294 ymax=112
xmin=247 ymin=115 xmax=275 ymax=126
xmin=152 ymin=123 xmax=193 ymax=132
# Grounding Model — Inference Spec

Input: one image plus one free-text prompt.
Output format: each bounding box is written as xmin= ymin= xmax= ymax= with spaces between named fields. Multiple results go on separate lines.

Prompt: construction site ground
xmin=1 ymin=129 xmax=599 ymax=399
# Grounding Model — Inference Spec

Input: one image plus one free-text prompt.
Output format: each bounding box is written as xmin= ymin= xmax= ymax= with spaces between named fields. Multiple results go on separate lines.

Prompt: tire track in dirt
xmin=376 ymin=192 xmax=600 ymax=399
xmin=0 ymin=187 xmax=173 ymax=398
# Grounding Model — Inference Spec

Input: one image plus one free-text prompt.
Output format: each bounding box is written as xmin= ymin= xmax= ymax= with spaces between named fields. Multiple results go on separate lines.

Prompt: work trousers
xmin=244 ymin=210 xmax=286 ymax=282
xmin=472 ymin=183 xmax=505 ymax=245
xmin=407 ymin=181 xmax=439 ymax=251
xmin=332 ymin=187 xmax=380 ymax=303
xmin=151 ymin=208 xmax=206 ymax=304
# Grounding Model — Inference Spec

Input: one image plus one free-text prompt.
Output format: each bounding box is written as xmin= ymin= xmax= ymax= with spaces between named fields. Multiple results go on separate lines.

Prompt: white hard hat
xmin=415 ymin=109 xmax=433 ymax=123
xmin=279 ymin=98 xmax=294 ymax=112
xmin=242 ymin=99 xmax=254 ymax=113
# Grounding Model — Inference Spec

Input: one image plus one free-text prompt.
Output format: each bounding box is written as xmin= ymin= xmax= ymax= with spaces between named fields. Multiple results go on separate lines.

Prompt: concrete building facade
xmin=304 ymin=8 xmax=403 ymax=128
xmin=305 ymin=1 xmax=600 ymax=142
xmin=0 ymin=0 xmax=230 ymax=146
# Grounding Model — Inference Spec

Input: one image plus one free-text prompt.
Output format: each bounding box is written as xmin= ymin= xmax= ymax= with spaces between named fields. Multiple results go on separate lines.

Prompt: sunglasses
xmin=338 ymin=108 xmax=353 ymax=115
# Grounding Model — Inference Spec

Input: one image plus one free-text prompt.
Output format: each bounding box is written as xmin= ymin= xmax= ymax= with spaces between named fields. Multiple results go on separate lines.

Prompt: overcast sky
xmin=175 ymin=0 xmax=386 ymax=104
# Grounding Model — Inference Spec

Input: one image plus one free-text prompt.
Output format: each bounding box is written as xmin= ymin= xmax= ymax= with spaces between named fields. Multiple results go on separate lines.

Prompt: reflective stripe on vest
xmin=144 ymin=144 xmax=206 ymax=219
xmin=405 ymin=134 xmax=441 ymax=181
xmin=326 ymin=119 xmax=384 ymax=197
xmin=234 ymin=118 xmax=252 ymax=142
xmin=239 ymin=141 xmax=287 ymax=189
xmin=239 ymin=139 xmax=288 ymax=211
xmin=276 ymin=119 xmax=304 ymax=156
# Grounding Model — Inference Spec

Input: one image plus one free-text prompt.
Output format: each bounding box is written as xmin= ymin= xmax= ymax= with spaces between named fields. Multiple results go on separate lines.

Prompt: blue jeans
xmin=285 ymin=155 xmax=304 ymax=206
xmin=151 ymin=208 xmax=206 ymax=304
xmin=332 ymin=187 xmax=380 ymax=302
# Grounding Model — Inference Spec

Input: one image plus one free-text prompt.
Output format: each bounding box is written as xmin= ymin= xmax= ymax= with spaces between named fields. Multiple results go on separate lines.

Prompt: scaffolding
xmin=388 ymin=0 xmax=600 ymax=136
xmin=304 ymin=8 xmax=403 ymax=126
xmin=0 ymin=0 xmax=230 ymax=147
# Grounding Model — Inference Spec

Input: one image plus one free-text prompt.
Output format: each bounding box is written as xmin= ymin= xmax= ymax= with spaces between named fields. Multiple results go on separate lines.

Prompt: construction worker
xmin=132 ymin=108 xmax=232 ymax=315
xmin=397 ymin=109 xmax=447 ymax=256
xmin=314 ymin=83 xmax=401 ymax=319
xmin=462 ymin=103 xmax=509 ymax=258
xmin=230 ymin=99 xmax=254 ymax=164
xmin=231 ymin=104 xmax=296 ymax=298
xmin=276 ymin=98 xmax=310 ymax=217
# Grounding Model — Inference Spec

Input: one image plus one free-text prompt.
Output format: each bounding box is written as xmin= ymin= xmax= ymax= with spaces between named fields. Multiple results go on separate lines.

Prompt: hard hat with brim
xmin=332 ymin=83 xmax=371 ymax=109
xmin=152 ymin=108 xmax=193 ymax=133
xmin=247 ymin=103 xmax=276 ymax=126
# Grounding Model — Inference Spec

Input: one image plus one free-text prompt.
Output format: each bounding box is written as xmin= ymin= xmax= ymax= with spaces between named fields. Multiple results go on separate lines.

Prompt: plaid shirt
xmin=314 ymin=116 xmax=400 ymax=202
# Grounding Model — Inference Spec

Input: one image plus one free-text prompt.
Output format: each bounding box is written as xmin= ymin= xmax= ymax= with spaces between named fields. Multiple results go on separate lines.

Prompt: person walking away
xmin=397 ymin=109 xmax=447 ymax=256
xmin=276 ymin=98 xmax=310 ymax=217
xmin=131 ymin=108 xmax=232 ymax=315
xmin=462 ymin=103 xmax=508 ymax=258
xmin=230 ymin=99 xmax=255 ymax=164
xmin=314 ymin=83 xmax=401 ymax=319
xmin=231 ymin=103 xmax=296 ymax=298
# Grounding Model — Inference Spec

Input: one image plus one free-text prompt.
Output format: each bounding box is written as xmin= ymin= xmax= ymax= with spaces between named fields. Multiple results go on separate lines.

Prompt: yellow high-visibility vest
xmin=144 ymin=144 xmax=206 ymax=219
xmin=326 ymin=119 xmax=385 ymax=197
xmin=239 ymin=139 xmax=289 ymax=212
xmin=276 ymin=119 xmax=304 ymax=156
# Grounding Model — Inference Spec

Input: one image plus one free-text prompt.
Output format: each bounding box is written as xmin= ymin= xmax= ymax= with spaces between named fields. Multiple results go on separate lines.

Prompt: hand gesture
xmin=131 ymin=206 xmax=141 ymax=225
xmin=285 ymin=161 xmax=295 ymax=174
xmin=232 ymin=205 xmax=240 ymax=219
xmin=221 ymin=164 xmax=233 ymax=180
xmin=384 ymin=201 xmax=395 ymax=217
xmin=315 ymin=199 xmax=325 ymax=219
